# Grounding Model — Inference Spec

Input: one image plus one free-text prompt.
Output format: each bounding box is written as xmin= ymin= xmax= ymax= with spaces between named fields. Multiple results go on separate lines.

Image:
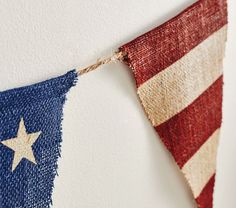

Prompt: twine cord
xmin=76 ymin=51 xmax=126 ymax=76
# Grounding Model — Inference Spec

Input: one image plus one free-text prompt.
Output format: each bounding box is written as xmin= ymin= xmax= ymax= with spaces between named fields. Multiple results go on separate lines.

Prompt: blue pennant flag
xmin=0 ymin=70 xmax=77 ymax=208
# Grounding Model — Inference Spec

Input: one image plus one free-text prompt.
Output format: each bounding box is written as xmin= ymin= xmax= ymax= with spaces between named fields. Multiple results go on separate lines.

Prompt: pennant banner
xmin=0 ymin=70 xmax=77 ymax=207
xmin=120 ymin=0 xmax=227 ymax=207
xmin=0 ymin=0 xmax=228 ymax=207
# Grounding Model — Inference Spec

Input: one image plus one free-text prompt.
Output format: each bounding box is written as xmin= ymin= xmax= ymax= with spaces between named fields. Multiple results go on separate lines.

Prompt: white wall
xmin=0 ymin=0 xmax=235 ymax=207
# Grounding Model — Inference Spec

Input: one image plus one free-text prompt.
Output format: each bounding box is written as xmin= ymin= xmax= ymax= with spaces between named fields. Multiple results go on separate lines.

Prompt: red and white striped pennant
xmin=120 ymin=0 xmax=228 ymax=207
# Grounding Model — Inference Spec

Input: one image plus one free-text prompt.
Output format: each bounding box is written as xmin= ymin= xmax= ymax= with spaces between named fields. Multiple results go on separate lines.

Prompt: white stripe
xmin=181 ymin=129 xmax=220 ymax=198
xmin=137 ymin=26 xmax=227 ymax=126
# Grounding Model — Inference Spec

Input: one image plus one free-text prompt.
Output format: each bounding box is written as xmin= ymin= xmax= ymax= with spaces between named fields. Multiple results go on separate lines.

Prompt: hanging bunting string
xmin=76 ymin=51 xmax=126 ymax=76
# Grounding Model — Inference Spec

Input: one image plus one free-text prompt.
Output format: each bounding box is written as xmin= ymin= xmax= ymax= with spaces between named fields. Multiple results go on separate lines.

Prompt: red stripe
xmin=155 ymin=76 xmax=223 ymax=168
xmin=120 ymin=0 xmax=227 ymax=87
xmin=196 ymin=174 xmax=215 ymax=208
